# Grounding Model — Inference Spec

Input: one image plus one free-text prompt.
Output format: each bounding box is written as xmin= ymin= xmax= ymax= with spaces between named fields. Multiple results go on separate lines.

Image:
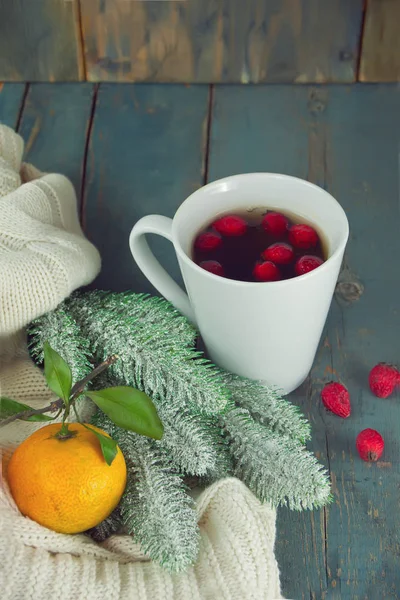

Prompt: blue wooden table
xmin=1 ymin=82 xmax=398 ymax=600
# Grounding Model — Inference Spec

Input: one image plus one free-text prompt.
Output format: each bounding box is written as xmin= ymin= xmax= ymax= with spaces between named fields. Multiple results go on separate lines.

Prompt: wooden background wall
xmin=0 ymin=0 xmax=399 ymax=83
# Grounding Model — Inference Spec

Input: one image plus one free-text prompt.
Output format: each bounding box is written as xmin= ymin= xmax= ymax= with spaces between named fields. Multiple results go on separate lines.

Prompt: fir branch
xmin=226 ymin=375 xmax=311 ymax=444
xmin=196 ymin=436 xmax=234 ymax=486
xmin=28 ymin=288 xmax=333 ymax=574
xmin=29 ymin=305 xmax=92 ymax=382
xmin=92 ymin=411 xmax=199 ymax=572
xmin=156 ymin=407 xmax=233 ymax=478
xmin=66 ymin=291 xmax=231 ymax=416
xmin=222 ymin=407 xmax=332 ymax=510
xmin=69 ymin=290 xmax=197 ymax=349
xmin=95 ymin=371 xmax=226 ymax=478
xmin=155 ymin=406 xmax=224 ymax=476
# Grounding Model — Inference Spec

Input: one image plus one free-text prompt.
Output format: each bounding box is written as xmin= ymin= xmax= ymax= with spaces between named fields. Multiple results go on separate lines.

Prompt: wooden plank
xmin=0 ymin=84 xmax=26 ymax=128
xmin=359 ymin=0 xmax=400 ymax=82
xmin=209 ymin=84 xmax=400 ymax=599
xmin=82 ymin=83 xmax=209 ymax=292
xmin=319 ymin=85 xmax=400 ymax=599
xmin=82 ymin=0 xmax=363 ymax=83
xmin=17 ymin=84 xmax=94 ymax=197
xmin=0 ymin=0 xmax=83 ymax=81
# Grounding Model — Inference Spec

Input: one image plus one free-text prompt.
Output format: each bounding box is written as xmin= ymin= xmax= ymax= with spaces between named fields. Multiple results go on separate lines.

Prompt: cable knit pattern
xmin=0 ymin=125 xmax=283 ymax=599
xmin=0 ymin=125 xmax=101 ymax=334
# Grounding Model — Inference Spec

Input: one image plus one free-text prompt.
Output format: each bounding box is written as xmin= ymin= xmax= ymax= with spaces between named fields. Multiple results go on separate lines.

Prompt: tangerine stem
xmin=0 ymin=355 xmax=118 ymax=428
xmin=59 ymin=420 xmax=69 ymax=436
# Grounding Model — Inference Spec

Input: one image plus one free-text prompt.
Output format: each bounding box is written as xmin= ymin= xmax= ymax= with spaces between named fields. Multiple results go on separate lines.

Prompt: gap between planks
xmin=202 ymin=84 xmax=214 ymax=185
xmin=79 ymin=83 xmax=99 ymax=224
xmin=15 ymin=83 xmax=30 ymax=132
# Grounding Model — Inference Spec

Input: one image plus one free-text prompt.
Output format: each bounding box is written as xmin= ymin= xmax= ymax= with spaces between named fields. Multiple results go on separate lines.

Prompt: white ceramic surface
xmin=129 ymin=173 xmax=349 ymax=394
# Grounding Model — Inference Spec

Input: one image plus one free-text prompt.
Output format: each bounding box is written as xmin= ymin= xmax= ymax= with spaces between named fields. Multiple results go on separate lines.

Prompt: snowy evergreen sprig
xmin=226 ymin=375 xmax=311 ymax=444
xmin=155 ymin=408 xmax=229 ymax=477
xmin=29 ymin=305 xmax=95 ymax=420
xmin=29 ymin=303 xmax=92 ymax=383
xmin=28 ymin=290 xmax=332 ymax=572
xmin=222 ymin=407 xmax=332 ymax=510
xmin=92 ymin=411 xmax=200 ymax=572
xmin=67 ymin=292 xmax=231 ymax=417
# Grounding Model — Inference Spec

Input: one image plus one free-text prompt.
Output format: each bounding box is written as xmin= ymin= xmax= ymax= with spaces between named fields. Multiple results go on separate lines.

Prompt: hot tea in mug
xmin=192 ymin=209 xmax=327 ymax=282
xmin=129 ymin=173 xmax=349 ymax=394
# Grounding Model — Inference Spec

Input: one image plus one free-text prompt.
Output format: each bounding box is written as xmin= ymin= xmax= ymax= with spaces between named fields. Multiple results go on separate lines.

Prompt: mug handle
xmin=129 ymin=215 xmax=196 ymax=323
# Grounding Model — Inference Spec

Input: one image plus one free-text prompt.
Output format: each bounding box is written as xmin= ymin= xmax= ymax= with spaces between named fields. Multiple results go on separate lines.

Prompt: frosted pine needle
xmin=93 ymin=412 xmax=200 ymax=572
xmin=226 ymin=375 xmax=311 ymax=444
xmin=223 ymin=407 xmax=331 ymax=510
xmin=29 ymin=305 xmax=92 ymax=383
xmin=67 ymin=292 xmax=231 ymax=416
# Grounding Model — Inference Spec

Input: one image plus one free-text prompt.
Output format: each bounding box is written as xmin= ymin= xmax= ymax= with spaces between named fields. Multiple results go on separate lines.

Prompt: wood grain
xmin=359 ymin=0 xmax=400 ymax=82
xmin=0 ymin=84 xmax=26 ymax=128
xmin=82 ymin=0 xmax=364 ymax=83
xmin=209 ymin=84 xmax=400 ymax=599
xmin=82 ymin=83 xmax=209 ymax=292
xmin=0 ymin=0 xmax=83 ymax=81
xmin=17 ymin=84 xmax=95 ymax=201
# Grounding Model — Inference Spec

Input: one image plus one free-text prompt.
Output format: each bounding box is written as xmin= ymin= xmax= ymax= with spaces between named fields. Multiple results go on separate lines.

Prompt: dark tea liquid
xmin=192 ymin=208 xmax=327 ymax=282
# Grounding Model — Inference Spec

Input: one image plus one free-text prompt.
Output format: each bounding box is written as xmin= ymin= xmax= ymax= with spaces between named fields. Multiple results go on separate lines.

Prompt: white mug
xmin=129 ymin=173 xmax=349 ymax=394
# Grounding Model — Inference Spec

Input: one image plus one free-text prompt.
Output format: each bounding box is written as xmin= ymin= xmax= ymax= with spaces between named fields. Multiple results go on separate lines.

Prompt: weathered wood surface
xmin=359 ymin=0 xmax=400 ymax=82
xmin=0 ymin=84 xmax=26 ymax=128
xmin=210 ymin=84 xmax=400 ymax=599
xmin=17 ymin=84 xmax=94 ymax=195
xmin=82 ymin=84 xmax=209 ymax=291
xmin=82 ymin=0 xmax=364 ymax=83
xmin=7 ymin=82 xmax=400 ymax=598
xmin=0 ymin=0 xmax=83 ymax=81
xmin=1 ymin=1 xmax=400 ymax=83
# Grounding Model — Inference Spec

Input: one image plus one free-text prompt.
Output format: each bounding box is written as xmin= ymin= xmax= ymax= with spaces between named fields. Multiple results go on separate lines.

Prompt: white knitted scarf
xmin=0 ymin=125 xmax=283 ymax=599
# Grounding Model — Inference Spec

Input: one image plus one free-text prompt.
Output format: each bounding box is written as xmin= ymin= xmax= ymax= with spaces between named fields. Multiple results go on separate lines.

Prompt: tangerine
xmin=7 ymin=423 xmax=126 ymax=534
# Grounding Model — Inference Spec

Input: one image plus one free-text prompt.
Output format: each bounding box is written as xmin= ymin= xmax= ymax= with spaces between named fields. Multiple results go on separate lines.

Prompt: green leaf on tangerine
xmin=86 ymin=386 xmax=163 ymax=440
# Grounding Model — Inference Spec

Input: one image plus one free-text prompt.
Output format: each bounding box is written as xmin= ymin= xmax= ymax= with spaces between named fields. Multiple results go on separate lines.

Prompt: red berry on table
xmin=213 ymin=215 xmax=247 ymax=237
xmin=253 ymin=261 xmax=281 ymax=282
xmin=321 ymin=382 xmax=351 ymax=418
xmin=356 ymin=428 xmax=384 ymax=462
xmin=262 ymin=242 xmax=294 ymax=265
xmin=262 ymin=212 xmax=289 ymax=236
xmin=295 ymin=255 xmax=324 ymax=276
xmin=369 ymin=363 xmax=399 ymax=398
xmin=199 ymin=260 xmax=224 ymax=277
xmin=289 ymin=224 xmax=319 ymax=249
xmin=194 ymin=231 xmax=222 ymax=252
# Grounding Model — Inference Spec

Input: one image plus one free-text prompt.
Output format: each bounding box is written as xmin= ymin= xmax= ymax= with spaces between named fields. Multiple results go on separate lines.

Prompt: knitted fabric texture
xmin=0 ymin=125 xmax=283 ymax=600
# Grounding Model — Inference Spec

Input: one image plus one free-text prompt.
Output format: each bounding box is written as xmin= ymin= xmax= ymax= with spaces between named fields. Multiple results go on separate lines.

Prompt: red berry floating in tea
xmin=295 ymin=255 xmax=324 ymax=276
xmin=192 ymin=209 xmax=325 ymax=282
xmin=289 ymin=224 xmax=319 ymax=249
xmin=213 ymin=215 xmax=247 ymax=237
xmin=253 ymin=261 xmax=280 ymax=282
xmin=262 ymin=212 xmax=289 ymax=236
xmin=262 ymin=243 xmax=294 ymax=265
xmin=194 ymin=231 xmax=222 ymax=252
xmin=199 ymin=260 xmax=224 ymax=277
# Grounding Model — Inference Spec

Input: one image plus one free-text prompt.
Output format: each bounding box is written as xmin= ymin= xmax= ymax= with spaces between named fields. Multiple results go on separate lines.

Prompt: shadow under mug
xmin=129 ymin=173 xmax=349 ymax=394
